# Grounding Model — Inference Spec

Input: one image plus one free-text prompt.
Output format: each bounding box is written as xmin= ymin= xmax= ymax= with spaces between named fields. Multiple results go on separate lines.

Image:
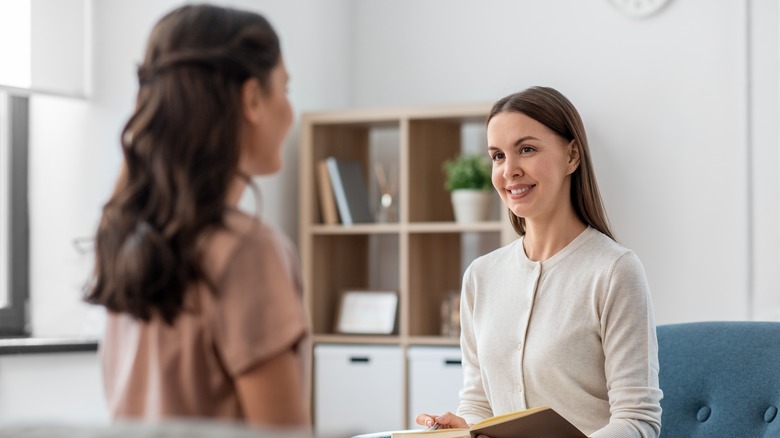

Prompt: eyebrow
xmin=514 ymin=136 xmax=539 ymax=146
xmin=488 ymin=135 xmax=540 ymax=151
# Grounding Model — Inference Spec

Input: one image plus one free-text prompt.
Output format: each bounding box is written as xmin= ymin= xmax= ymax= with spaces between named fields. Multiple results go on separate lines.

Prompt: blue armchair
xmin=657 ymin=321 xmax=780 ymax=437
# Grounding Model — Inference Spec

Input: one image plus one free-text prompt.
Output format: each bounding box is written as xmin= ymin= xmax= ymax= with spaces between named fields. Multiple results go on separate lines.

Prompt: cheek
xmin=280 ymin=97 xmax=293 ymax=132
xmin=491 ymin=165 xmax=503 ymax=191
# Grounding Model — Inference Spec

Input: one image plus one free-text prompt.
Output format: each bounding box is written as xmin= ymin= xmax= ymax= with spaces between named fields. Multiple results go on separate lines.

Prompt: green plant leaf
xmin=442 ymin=154 xmax=492 ymax=191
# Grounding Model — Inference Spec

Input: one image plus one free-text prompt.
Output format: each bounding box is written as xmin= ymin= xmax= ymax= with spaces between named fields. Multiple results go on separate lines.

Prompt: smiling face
xmin=487 ymin=111 xmax=580 ymax=225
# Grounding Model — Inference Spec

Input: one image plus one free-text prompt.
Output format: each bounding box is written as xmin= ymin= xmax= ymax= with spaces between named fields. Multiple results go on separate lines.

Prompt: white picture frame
xmin=335 ymin=290 xmax=398 ymax=335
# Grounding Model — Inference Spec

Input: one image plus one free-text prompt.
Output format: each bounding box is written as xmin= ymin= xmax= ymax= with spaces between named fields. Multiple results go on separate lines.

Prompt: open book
xmin=352 ymin=406 xmax=586 ymax=438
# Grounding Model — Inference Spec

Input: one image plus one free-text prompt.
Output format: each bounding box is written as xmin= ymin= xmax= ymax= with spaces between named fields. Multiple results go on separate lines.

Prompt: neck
xmin=226 ymin=177 xmax=248 ymax=207
xmin=522 ymin=211 xmax=586 ymax=262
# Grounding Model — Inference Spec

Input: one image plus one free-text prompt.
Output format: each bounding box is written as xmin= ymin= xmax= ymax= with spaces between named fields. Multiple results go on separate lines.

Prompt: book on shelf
xmin=351 ymin=406 xmax=585 ymax=438
xmin=325 ymin=156 xmax=374 ymax=225
xmin=316 ymin=159 xmax=340 ymax=225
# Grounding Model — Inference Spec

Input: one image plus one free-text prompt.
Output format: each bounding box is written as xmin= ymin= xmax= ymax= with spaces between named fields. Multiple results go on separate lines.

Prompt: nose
xmin=502 ymin=155 xmax=523 ymax=179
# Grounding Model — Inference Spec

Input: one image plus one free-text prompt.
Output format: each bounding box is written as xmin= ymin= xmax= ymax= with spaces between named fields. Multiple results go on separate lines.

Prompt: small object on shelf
xmin=443 ymin=154 xmax=494 ymax=223
xmin=326 ymin=156 xmax=374 ymax=225
xmin=335 ymin=290 xmax=398 ymax=335
xmin=374 ymin=162 xmax=398 ymax=223
xmin=440 ymin=290 xmax=461 ymax=337
xmin=316 ymin=159 xmax=340 ymax=225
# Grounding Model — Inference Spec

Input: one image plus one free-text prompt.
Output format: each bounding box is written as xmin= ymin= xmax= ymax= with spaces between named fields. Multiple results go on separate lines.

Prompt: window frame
xmin=0 ymin=92 xmax=29 ymax=336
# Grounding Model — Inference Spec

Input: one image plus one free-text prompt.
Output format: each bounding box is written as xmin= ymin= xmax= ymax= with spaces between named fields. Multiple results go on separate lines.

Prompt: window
xmin=0 ymin=92 xmax=29 ymax=336
xmin=0 ymin=0 xmax=31 ymax=89
xmin=0 ymin=0 xmax=88 ymax=336
xmin=0 ymin=0 xmax=90 ymax=98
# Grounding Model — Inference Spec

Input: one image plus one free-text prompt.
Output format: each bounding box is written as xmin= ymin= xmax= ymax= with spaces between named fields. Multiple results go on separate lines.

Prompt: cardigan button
xmin=696 ymin=406 xmax=711 ymax=422
xmin=765 ymin=406 xmax=778 ymax=423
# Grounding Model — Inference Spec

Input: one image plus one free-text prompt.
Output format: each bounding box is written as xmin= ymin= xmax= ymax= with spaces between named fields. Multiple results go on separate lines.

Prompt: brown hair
xmin=487 ymin=86 xmax=614 ymax=240
xmin=85 ymin=4 xmax=281 ymax=324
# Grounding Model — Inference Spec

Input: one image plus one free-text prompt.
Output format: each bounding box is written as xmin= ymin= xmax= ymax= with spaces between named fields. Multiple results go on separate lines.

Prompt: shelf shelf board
xmin=406 ymin=336 xmax=460 ymax=347
xmin=311 ymin=334 xmax=461 ymax=347
xmin=302 ymin=103 xmax=492 ymax=125
xmin=312 ymin=334 xmax=401 ymax=345
xmin=310 ymin=221 xmax=504 ymax=235
xmin=310 ymin=223 xmax=401 ymax=234
xmin=407 ymin=221 xmax=503 ymax=233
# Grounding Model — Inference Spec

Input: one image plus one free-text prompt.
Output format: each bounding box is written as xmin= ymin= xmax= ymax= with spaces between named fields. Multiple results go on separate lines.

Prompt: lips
xmin=508 ymin=184 xmax=535 ymax=196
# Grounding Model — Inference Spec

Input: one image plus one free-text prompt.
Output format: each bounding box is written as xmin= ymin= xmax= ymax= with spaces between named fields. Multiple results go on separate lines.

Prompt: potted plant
xmin=442 ymin=154 xmax=493 ymax=223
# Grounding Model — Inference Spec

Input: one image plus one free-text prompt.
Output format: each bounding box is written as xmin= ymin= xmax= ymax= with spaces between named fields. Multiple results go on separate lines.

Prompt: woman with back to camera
xmin=416 ymin=87 xmax=662 ymax=437
xmin=86 ymin=4 xmax=309 ymax=428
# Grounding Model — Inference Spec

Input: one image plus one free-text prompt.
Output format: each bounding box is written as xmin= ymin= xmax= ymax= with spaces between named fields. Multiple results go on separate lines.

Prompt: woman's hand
xmin=415 ymin=411 xmax=469 ymax=430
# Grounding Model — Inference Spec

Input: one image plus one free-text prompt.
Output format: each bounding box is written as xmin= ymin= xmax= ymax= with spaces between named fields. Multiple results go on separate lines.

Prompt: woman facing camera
xmin=417 ymin=87 xmax=662 ymax=437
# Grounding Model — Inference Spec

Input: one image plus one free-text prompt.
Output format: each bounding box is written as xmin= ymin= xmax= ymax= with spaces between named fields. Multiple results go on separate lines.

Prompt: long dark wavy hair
xmin=85 ymin=4 xmax=281 ymax=324
xmin=488 ymin=86 xmax=614 ymax=240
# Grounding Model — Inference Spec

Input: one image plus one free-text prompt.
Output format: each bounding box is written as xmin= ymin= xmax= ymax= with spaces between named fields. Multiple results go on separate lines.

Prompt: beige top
xmin=457 ymin=227 xmax=662 ymax=437
xmin=101 ymin=210 xmax=309 ymax=421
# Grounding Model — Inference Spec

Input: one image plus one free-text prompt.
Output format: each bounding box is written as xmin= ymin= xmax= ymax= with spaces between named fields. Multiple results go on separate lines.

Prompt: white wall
xmin=749 ymin=0 xmax=780 ymax=321
xmin=0 ymin=352 xmax=107 ymax=422
xmin=351 ymin=0 xmax=779 ymax=324
xmin=25 ymin=0 xmax=780 ymax=333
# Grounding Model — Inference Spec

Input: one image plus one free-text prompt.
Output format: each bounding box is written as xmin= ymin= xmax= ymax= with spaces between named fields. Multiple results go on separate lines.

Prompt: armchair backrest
xmin=657 ymin=321 xmax=780 ymax=437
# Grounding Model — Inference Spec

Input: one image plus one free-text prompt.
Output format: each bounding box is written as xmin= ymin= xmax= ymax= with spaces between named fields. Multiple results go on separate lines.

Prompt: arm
xmin=235 ymin=348 xmax=309 ymax=427
xmin=591 ymin=252 xmax=662 ymax=438
xmin=456 ymin=263 xmax=493 ymax=425
xmin=213 ymin=224 xmax=310 ymax=428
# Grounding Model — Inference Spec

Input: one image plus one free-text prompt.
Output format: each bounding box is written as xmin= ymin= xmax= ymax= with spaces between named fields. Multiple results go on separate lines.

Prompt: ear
xmin=241 ymin=77 xmax=265 ymax=125
xmin=566 ymin=140 xmax=581 ymax=175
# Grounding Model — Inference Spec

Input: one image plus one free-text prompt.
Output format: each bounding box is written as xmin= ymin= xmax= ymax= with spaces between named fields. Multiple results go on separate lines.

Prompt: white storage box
xmin=314 ymin=344 xmax=403 ymax=437
xmin=407 ymin=346 xmax=463 ymax=427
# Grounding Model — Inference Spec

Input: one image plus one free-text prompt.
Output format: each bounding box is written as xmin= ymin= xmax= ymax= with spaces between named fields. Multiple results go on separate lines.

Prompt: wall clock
xmin=608 ymin=0 xmax=671 ymax=19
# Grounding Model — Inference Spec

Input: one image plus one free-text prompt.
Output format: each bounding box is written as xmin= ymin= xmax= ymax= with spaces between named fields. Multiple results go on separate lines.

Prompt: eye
xmin=490 ymin=151 xmax=505 ymax=162
xmin=519 ymin=146 xmax=535 ymax=154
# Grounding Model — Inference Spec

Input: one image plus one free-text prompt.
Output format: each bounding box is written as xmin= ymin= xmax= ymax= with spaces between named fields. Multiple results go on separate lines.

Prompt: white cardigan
xmin=457 ymin=227 xmax=662 ymax=437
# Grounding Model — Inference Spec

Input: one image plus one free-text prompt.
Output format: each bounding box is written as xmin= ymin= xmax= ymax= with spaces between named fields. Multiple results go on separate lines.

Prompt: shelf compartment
xmin=310 ymin=234 xmax=399 ymax=336
xmin=305 ymin=120 xmax=401 ymax=226
xmin=406 ymin=116 xmax=492 ymax=223
xmin=407 ymin=233 xmax=462 ymax=337
xmin=407 ymin=231 xmax=502 ymax=337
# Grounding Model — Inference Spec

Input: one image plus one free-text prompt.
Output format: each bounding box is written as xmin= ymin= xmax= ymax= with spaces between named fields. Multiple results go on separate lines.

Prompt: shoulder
xmin=225 ymin=210 xmax=293 ymax=251
xmin=576 ymin=227 xmax=640 ymax=266
xmin=575 ymin=229 xmax=649 ymax=292
xmin=202 ymin=210 xmax=298 ymax=282
xmin=468 ymin=238 xmax=523 ymax=271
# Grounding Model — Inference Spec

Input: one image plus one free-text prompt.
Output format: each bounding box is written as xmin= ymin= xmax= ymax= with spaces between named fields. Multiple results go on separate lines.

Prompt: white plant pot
xmin=450 ymin=189 xmax=492 ymax=223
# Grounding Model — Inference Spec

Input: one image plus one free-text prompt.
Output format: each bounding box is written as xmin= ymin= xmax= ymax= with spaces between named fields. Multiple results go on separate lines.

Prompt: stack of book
xmin=317 ymin=157 xmax=374 ymax=225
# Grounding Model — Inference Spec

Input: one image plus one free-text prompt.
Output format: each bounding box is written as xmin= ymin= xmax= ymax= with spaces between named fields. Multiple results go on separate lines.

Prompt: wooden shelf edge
xmin=312 ymin=334 xmax=401 ymax=345
xmin=308 ymin=221 xmax=504 ymax=235
xmin=310 ymin=223 xmax=401 ymax=234
xmin=311 ymin=334 xmax=461 ymax=347
xmin=406 ymin=221 xmax=503 ymax=233
xmin=406 ymin=336 xmax=460 ymax=347
xmin=301 ymin=103 xmax=493 ymax=125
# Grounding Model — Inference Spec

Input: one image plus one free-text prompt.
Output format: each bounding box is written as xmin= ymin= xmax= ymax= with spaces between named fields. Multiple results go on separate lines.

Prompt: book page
xmin=393 ymin=428 xmax=469 ymax=438
xmin=352 ymin=429 xmax=469 ymax=438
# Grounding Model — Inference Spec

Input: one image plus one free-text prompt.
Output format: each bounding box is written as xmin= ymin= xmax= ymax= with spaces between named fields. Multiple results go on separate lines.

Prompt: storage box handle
xmin=350 ymin=356 xmax=370 ymax=364
xmin=444 ymin=359 xmax=462 ymax=366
